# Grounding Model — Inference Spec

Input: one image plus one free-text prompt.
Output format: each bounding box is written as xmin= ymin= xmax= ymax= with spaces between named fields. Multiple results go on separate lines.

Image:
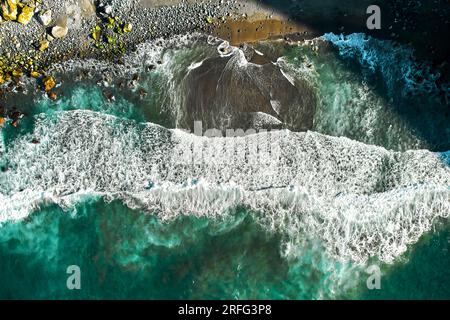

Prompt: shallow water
xmin=0 ymin=33 xmax=449 ymax=299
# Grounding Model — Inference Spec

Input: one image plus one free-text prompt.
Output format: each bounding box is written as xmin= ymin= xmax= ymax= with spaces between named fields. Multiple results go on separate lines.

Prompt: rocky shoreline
xmin=0 ymin=0 xmax=318 ymax=123
xmin=1 ymin=0 xmax=449 ymax=127
xmin=1 ymin=0 xmax=448 ymax=84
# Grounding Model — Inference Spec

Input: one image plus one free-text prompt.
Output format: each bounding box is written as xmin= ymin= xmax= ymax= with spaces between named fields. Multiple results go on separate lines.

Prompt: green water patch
xmin=357 ymin=222 xmax=450 ymax=300
xmin=0 ymin=200 xmax=289 ymax=299
xmin=273 ymin=36 xmax=450 ymax=152
xmin=277 ymin=43 xmax=424 ymax=151
xmin=0 ymin=83 xmax=146 ymax=152
xmin=319 ymin=34 xmax=450 ymax=151
xmin=36 ymin=85 xmax=145 ymax=122
xmin=0 ymin=199 xmax=364 ymax=299
xmin=1 ymin=197 xmax=448 ymax=299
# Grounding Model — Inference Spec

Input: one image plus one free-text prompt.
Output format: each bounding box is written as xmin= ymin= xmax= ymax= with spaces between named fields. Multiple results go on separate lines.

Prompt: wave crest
xmin=1 ymin=110 xmax=449 ymax=263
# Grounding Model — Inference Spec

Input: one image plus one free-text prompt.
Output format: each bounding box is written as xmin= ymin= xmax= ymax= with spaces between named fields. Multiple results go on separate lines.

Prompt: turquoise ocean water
xmin=0 ymin=33 xmax=449 ymax=299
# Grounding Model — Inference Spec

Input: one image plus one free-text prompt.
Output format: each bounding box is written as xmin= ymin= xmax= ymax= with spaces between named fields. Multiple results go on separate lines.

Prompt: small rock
xmin=1 ymin=73 xmax=9 ymax=84
xmin=139 ymin=89 xmax=148 ymax=99
xmin=12 ymin=69 xmax=23 ymax=78
xmin=205 ymin=16 xmax=213 ymax=24
xmin=30 ymin=71 xmax=41 ymax=78
xmin=51 ymin=25 xmax=68 ymax=38
xmin=106 ymin=35 xmax=114 ymax=44
xmin=38 ymin=9 xmax=52 ymax=26
xmin=123 ymin=23 xmax=132 ymax=33
xmin=48 ymin=91 xmax=57 ymax=100
xmin=104 ymin=5 xmax=112 ymax=15
xmin=17 ymin=5 xmax=35 ymax=25
xmin=91 ymin=29 xmax=100 ymax=41
xmin=42 ymin=75 xmax=56 ymax=92
xmin=38 ymin=39 xmax=49 ymax=51
xmin=1 ymin=0 xmax=18 ymax=21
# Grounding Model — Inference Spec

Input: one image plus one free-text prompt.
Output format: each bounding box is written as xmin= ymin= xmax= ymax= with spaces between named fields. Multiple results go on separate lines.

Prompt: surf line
xmin=178 ymin=304 xmax=213 ymax=318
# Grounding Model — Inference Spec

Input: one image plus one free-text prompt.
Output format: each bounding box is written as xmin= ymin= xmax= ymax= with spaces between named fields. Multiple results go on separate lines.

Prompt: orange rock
xmin=42 ymin=75 xmax=56 ymax=92
xmin=48 ymin=91 xmax=57 ymax=100
xmin=0 ymin=117 xmax=5 ymax=127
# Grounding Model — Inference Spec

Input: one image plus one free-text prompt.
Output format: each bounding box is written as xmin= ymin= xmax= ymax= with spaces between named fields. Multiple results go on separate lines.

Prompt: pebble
xmin=51 ymin=25 xmax=68 ymax=38
xmin=38 ymin=9 xmax=52 ymax=26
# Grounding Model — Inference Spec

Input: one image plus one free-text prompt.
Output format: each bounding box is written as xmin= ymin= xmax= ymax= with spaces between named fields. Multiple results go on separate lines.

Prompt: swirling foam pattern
xmin=1 ymin=110 xmax=449 ymax=263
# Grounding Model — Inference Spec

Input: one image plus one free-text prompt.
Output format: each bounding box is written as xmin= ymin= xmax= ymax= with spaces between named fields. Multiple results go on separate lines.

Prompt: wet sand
xmin=212 ymin=16 xmax=318 ymax=46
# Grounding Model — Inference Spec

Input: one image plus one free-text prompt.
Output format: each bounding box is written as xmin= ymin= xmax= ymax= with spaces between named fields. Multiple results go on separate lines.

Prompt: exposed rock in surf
xmin=146 ymin=65 xmax=156 ymax=72
xmin=8 ymin=109 xmax=23 ymax=127
xmin=42 ymin=75 xmax=56 ymax=92
xmin=47 ymin=91 xmax=57 ymax=100
xmin=178 ymin=48 xmax=316 ymax=132
xmin=102 ymin=90 xmax=115 ymax=102
xmin=139 ymin=88 xmax=148 ymax=99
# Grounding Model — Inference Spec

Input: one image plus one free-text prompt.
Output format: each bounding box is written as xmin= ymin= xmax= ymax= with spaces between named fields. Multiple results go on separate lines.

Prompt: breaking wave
xmin=40 ymin=32 xmax=449 ymax=151
xmin=1 ymin=110 xmax=449 ymax=263
xmin=321 ymin=33 xmax=443 ymax=97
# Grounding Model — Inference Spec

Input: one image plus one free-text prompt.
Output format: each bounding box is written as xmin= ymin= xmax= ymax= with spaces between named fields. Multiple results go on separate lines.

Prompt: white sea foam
xmin=1 ymin=110 xmax=449 ymax=264
xmin=250 ymin=112 xmax=283 ymax=129
xmin=321 ymin=33 xmax=443 ymax=96
xmin=275 ymin=35 xmax=443 ymax=151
